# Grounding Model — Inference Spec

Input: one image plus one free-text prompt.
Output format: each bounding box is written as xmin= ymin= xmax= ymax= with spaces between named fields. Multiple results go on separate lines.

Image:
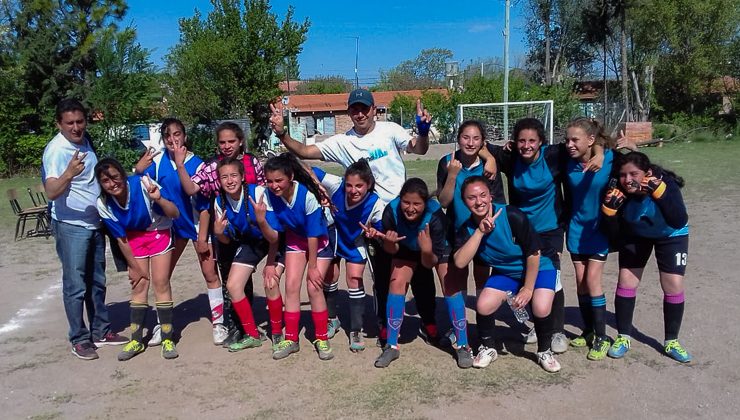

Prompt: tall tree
xmin=378 ymin=48 xmax=453 ymax=90
xmin=295 ymin=75 xmax=352 ymax=95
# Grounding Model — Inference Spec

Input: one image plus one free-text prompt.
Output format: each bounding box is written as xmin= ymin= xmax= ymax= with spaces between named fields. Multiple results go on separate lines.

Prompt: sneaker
xmin=161 ymin=339 xmax=179 ymax=360
xmin=221 ymin=328 xmax=243 ymax=348
xmin=72 ymin=342 xmax=99 ymax=361
xmin=570 ymin=331 xmax=595 ymax=348
xmin=228 ymin=335 xmax=263 ymax=352
xmin=117 ymin=340 xmax=144 ymax=361
xmin=522 ymin=326 xmax=538 ymax=344
xmin=313 ymin=339 xmax=334 ymax=361
xmin=419 ymin=324 xmax=440 ymax=346
xmin=212 ymin=324 xmax=229 ymax=346
xmin=537 ymin=349 xmax=562 ymax=373
xmin=456 ymin=346 xmax=474 ymax=369
xmin=587 ymin=336 xmax=610 ymax=361
xmin=473 ymin=345 xmax=498 ymax=369
xmin=148 ymin=324 xmax=162 ymax=347
xmin=257 ymin=324 xmax=269 ymax=342
xmin=327 ymin=318 xmax=341 ymax=339
xmin=94 ymin=332 xmax=128 ymax=347
xmin=376 ymin=326 xmax=387 ymax=348
xmin=443 ymin=329 xmax=459 ymax=350
xmin=551 ymin=332 xmax=569 ymax=354
xmin=271 ymin=333 xmax=285 ymax=349
xmin=608 ymin=335 xmax=631 ymax=359
xmin=349 ymin=331 xmax=366 ymax=353
xmin=664 ymin=339 xmax=692 ymax=363
xmin=272 ymin=339 xmax=300 ymax=360
xmin=374 ymin=345 xmax=400 ymax=368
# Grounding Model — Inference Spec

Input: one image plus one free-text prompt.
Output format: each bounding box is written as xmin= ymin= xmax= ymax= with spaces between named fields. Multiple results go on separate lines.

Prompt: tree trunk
xmin=620 ymin=7 xmax=630 ymax=122
xmin=543 ymin=1 xmax=552 ymax=85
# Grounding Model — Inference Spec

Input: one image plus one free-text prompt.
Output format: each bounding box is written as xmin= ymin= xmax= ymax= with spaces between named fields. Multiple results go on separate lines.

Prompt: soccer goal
xmin=457 ymin=100 xmax=555 ymax=144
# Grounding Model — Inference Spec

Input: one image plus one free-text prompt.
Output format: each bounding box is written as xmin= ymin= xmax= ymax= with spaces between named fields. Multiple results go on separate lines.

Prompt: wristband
xmin=416 ymin=115 xmax=431 ymax=137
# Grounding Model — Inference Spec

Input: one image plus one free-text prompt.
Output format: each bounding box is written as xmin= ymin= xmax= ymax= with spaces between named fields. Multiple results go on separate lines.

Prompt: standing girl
xmin=94 ymin=158 xmax=181 ymax=361
xmin=601 ymin=152 xmax=691 ymax=362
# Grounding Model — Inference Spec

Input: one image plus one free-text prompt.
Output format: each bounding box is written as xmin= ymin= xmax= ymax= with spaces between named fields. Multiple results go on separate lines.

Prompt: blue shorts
xmin=484 ymin=269 xmax=559 ymax=293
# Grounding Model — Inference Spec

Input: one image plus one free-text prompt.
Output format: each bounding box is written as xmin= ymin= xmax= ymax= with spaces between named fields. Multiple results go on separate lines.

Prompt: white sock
xmin=207 ymin=287 xmax=224 ymax=325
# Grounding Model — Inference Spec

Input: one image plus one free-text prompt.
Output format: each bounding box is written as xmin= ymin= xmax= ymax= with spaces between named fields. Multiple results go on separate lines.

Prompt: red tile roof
xmin=283 ymin=89 xmax=447 ymax=113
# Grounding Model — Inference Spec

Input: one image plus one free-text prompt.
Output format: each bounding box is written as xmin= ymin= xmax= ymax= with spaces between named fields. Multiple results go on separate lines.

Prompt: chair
xmin=27 ymin=184 xmax=48 ymax=207
xmin=7 ymin=188 xmax=50 ymax=240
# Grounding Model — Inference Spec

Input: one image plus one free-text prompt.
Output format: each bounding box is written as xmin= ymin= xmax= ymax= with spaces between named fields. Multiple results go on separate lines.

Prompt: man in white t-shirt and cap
xmin=269 ymin=88 xmax=442 ymax=347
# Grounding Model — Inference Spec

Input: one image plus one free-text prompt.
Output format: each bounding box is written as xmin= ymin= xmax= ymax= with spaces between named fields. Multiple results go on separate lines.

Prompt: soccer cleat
xmin=272 ymin=339 xmax=300 ymax=360
xmin=94 ymin=332 xmax=128 ymax=347
xmin=473 ymin=345 xmax=498 ymax=369
xmin=257 ymin=324 xmax=269 ymax=342
xmin=228 ymin=335 xmax=263 ymax=352
xmin=72 ymin=342 xmax=99 ymax=360
xmin=270 ymin=333 xmax=285 ymax=351
xmin=327 ymin=318 xmax=341 ymax=339
xmin=608 ymin=335 xmax=631 ymax=359
xmin=522 ymin=326 xmax=538 ymax=344
xmin=587 ymin=336 xmax=610 ymax=361
xmin=551 ymin=332 xmax=569 ymax=354
xmin=443 ymin=329 xmax=459 ymax=350
xmin=148 ymin=324 xmax=162 ymax=347
xmin=537 ymin=349 xmax=562 ymax=373
xmin=117 ymin=340 xmax=144 ymax=361
xmin=570 ymin=332 xmax=595 ymax=348
xmin=374 ymin=345 xmax=400 ymax=368
xmin=313 ymin=339 xmax=334 ymax=361
xmin=212 ymin=324 xmax=229 ymax=346
xmin=349 ymin=331 xmax=366 ymax=353
xmin=221 ymin=328 xmax=243 ymax=348
xmin=456 ymin=346 xmax=474 ymax=369
xmin=664 ymin=339 xmax=692 ymax=363
xmin=161 ymin=339 xmax=179 ymax=360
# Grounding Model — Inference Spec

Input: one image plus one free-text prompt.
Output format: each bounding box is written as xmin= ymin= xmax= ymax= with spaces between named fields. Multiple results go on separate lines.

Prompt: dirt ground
xmin=1 ymin=145 xmax=739 ymax=419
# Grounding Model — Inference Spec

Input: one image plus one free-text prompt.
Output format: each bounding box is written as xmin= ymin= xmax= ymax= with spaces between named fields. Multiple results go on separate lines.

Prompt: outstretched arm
xmin=270 ymin=103 xmax=323 ymax=159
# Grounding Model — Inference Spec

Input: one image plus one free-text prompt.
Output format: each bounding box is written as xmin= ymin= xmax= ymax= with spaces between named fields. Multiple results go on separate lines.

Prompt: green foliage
xmin=188 ymin=125 xmax=217 ymax=160
xmin=14 ymin=134 xmax=48 ymax=169
xmin=378 ymin=48 xmax=453 ymax=91
xmin=387 ymin=94 xmax=416 ymax=128
xmin=295 ymin=76 xmax=352 ymax=95
xmin=86 ymin=124 xmax=141 ymax=172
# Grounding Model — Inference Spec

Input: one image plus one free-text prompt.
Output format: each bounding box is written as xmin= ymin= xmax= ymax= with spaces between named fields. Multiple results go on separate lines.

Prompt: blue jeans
xmin=52 ymin=220 xmax=110 ymax=344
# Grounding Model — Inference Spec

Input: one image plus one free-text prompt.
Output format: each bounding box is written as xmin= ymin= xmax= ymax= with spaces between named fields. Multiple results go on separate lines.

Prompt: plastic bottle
xmin=506 ymin=291 xmax=529 ymax=323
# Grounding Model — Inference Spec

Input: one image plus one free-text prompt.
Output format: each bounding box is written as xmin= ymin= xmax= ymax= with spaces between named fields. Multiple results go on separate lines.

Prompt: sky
xmin=125 ymin=0 xmax=530 ymax=85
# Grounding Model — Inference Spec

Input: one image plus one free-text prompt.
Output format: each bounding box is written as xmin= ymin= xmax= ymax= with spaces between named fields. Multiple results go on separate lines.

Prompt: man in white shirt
xmin=43 ymin=99 xmax=127 ymax=360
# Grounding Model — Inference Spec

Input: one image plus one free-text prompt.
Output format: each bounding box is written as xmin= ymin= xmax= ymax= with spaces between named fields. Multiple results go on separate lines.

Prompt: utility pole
xmin=503 ymin=0 xmax=511 ymax=140
xmin=353 ymin=36 xmax=360 ymax=89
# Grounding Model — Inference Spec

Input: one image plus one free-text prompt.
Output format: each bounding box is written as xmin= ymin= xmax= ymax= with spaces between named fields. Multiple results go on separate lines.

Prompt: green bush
xmin=16 ymin=134 xmax=49 ymax=169
xmin=188 ymin=125 xmax=217 ymax=160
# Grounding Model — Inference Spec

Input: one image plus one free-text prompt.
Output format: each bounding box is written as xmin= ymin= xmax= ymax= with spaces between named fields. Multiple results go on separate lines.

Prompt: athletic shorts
xmin=484 ymin=269 xmax=559 ymax=293
xmin=618 ymin=234 xmax=688 ymax=276
xmin=128 ymin=229 xmax=173 ymax=259
xmin=570 ymin=253 xmax=607 ymax=262
xmin=539 ymin=228 xmax=564 ymax=269
xmin=233 ymin=239 xmax=270 ymax=268
xmin=394 ymin=245 xmax=450 ymax=265
xmin=285 ymin=230 xmax=334 ymax=259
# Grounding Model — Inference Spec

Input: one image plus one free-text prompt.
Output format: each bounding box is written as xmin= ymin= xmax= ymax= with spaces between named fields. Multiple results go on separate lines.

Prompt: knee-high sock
xmin=312 ymin=310 xmax=329 ymax=341
xmin=130 ymin=301 xmax=148 ymax=343
xmin=386 ymin=293 xmax=405 ymax=348
xmin=207 ymin=287 xmax=224 ymax=325
xmin=348 ymin=287 xmax=366 ymax=332
xmin=266 ymin=296 xmax=284 ymax=336
xmin=284 ymin=311 xmax=301 ymax=342
xmin=663 ymin=292 xmax=685 ymax=341
xmin=591 ymin=295 xmax=607 ymax=338
xmin=323 ymin=281 xmax=339 ymax=319
xmin=615 ymin=286 xmax=637 ymax=337
xmin=476 ymin=312 xmax=496 ymax=348
xmin=445 ymin=293 xmax=468 ymax=347
xmin=156 ymin=301 xmax=174 ymax=341
xmin=232 ymin=298 xmax=259 ymax=339
xmin=577 ymin=293 xmax=593 ymax=335
xmin=534 ymin=313 xmax=554 ymax=353
xmin=552 ymin=289 xmax=565 ymax=332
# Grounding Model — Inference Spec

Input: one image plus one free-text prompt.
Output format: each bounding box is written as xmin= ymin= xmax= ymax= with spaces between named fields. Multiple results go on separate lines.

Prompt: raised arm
xmin=45 ymin=149 xmax=86 ymax=200
xmin=270 ymin=103 xmax=323 ymax=160
xmin=437 ymin=156 xmax=461 ymax=207
xmin=406 ymin=99 xmax=430 ymax=155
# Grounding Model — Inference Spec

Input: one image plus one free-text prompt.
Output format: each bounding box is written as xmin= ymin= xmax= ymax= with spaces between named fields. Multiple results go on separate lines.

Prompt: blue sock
xmin=445 ymin=293 xmax=468 ymax=347
xmin=386 ymin=294 xmax=405 ymax=347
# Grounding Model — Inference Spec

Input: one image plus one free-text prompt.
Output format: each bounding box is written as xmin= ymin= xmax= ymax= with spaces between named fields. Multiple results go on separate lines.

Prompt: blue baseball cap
xmin=348 ymin=88 xmax=374 ymax=107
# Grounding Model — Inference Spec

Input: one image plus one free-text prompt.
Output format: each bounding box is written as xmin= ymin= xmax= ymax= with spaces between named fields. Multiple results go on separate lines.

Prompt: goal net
xmin=457 ymin=100 xmax=554 ymax=144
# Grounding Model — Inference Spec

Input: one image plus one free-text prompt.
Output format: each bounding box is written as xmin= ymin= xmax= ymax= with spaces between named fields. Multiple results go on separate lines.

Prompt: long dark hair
xmin=512 ymin=117 xmax=546 ymax=149
xmin=399 ymin=177 xmax=430 ymax=202
xmin=344 ymin=158 xmax=375 ymax=192
xmin=160 ymin=117 xmax=189 ymax=149
xmin=618 ymin=151 xmax=685 ymax=188
xmin=94 ymin=157 xmax=128 ymax=198
xmin=264 ymin=153 xmax=328 ymax=204
xmin=215 ymin=121 xmax=245 ymax=154
xmin=567 ymin=117 xmax=615 ymax=149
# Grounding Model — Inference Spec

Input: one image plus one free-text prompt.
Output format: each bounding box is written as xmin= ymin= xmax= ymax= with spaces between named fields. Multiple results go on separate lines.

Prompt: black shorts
xmin=539 ymin=227 xmax=564 ymax=269
xmin=618 ymin=234 xmax=688 ymax=275
xmin=570 ymin=252 xmax=608 ymax=262
xmin=233 ymin=239 xmax=286 ymax=267
xmin=394 ymin=246 xmax=449 ymax=265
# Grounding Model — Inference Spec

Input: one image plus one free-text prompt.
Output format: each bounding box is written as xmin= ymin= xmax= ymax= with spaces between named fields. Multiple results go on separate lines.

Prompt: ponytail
xmin=567 ymin=117 xmax=615 ymax=149
xmin=264 ymin=153 xmax=329 ymax=204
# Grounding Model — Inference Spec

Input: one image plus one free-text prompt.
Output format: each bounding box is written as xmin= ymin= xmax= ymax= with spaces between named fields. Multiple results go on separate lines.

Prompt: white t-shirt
xmin=316 ymin=121 xmax=410 ymax=203
xmin=42 ymin=132 xmax=101 ymax=229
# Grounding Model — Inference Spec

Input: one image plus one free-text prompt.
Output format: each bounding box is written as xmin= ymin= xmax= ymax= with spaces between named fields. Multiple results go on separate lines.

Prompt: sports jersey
xmin=143 ymin=151 xmax=209 ymax=240
xmin=564 ymin=149 xmax=614 ymax=254
xmin=213 ymin=184 xmax=282 ymax=242
xmin=265 ymin=181 xmax=328 ymax=239
xmin=97 ymin=175 xmax=172 ymax=238
xmin=313 ymin=167 xmax=385 ymax=263
xmin=618 ymin=175 xmax=689 ymax=239
xmin=456 ymin=203 xmax=555 ymax=279
xmin=382 ymin=197 xmax=448 ymax=256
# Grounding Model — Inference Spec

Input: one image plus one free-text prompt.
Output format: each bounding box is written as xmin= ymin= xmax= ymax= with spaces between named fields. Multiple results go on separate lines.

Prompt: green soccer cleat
xmin=571 ymin=332 xmax=595 ymax=348
xmin=161 ymin=339 xmax=179 ymax=360
xmin=272 ymin=339 xmax=300 ymax=360
xmin=587 ymin=336 xmax=610 ymax=361
xmin=608 ymin=335 xmax=631 ymax=359
xmin=117 ymin=340 xmax=145 ymax=361
xmin=314 ymin=339 xmax=334 ymax=361
xmin=664 ymin=339 xmax=692 ymax=363
xmin=228 ymin=335 xmax=263 ymax=352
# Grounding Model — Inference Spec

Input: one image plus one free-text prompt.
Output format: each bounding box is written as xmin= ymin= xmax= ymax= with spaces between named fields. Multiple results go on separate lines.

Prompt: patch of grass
xmin=44 ymin=392 xmax=74 ymax=405
xmin=28 ymin=412 xmax=62 ymax=420
xmin=0 ymin=176 xmax=42 ymax=228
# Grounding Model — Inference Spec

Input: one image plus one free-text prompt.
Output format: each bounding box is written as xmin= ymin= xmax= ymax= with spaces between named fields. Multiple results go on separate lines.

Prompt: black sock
xmin=552 ymin=289 xmax=565 ymax=332
xmin=476 ymin=312 xmax=496 ymax=348
xmin=591 ymin=295 xmax=607 ymax=338
xmin=156 ymin=301 xmax=175 ymax=341
xmin=324 ymin=282 xmax=339 ymax=319
xmin=130 ymin=302 xmax=148 ymax=343
xmin=577 ymin=293 xmax=594 ymax=335
xmin=614 ymin=295 xmax=636 ymax=336
xmin=534 ymin=314 xmax=554 ymax=353
xmin=663 ymin=301 xmax=684 ymax=341
xmin=348 ymin=288 xmax=365 ymax=332
xmin=245 ymin=275 xmax=254 ymax=305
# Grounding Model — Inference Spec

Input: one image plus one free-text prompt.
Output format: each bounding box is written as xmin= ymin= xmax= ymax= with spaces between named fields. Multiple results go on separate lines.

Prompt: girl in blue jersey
xmin=264 ymin=153 xmax=335 ymax=361
xmin=454 ymin=176 xmax=562 ymax=373
xmin=134 ymin=118 xmax=227 ymax=346
xmin=364 ymin=178 xmax=451 ymax=368
xmin=312 ymin=160 xmax=385 ymax=352
xmin=601 ymin=152 xmax=691 ymax=363
xmin=212 ymin=158 xmax=285 ymax=355
xmin=94 ymin=158 xmax=181 ymax=361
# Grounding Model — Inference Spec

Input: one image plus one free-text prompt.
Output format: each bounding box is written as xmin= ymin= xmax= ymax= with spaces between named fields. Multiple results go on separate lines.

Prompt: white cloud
xmin=469 ymin=23 xmax=495 ymax=33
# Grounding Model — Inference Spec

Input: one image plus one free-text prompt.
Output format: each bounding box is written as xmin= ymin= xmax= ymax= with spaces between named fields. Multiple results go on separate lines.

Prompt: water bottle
xmin=506 ymin=291 xmax=529 ymax=323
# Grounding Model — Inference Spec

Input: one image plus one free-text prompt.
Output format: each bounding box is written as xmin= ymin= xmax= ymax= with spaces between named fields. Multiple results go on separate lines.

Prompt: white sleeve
xmin=96 ymin=197 xmax=115 ymax=222
xmin=254 ymin=185 xmax=274 ymax=211
xmin=304 ymin=191 xmax=321 ymax=214
xmin=320 ymin=173 xmax=343 ymax=196
xmin=368 ymin=198 xmax=386 ymax=225
xmin=213 ymin=196 xmax=224 ymax=219
xmin=42 ymin=142 xmax=67 ymax=179
xmin=316 ymin=134 xmax=349 ymax=166
xmin=390 ymin=123 xmax=412 ymax=152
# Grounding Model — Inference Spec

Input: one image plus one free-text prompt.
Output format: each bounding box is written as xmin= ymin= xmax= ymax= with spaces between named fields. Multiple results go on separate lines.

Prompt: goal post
xmin=456 ymin=100 xmax=555 ymax=144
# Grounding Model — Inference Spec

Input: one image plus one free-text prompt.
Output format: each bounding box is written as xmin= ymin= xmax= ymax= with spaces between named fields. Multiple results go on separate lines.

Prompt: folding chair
xmin=7 ymin=188 xmax=50 ymax=240
xmin=27 ymin=184 xmax=48 ymax=207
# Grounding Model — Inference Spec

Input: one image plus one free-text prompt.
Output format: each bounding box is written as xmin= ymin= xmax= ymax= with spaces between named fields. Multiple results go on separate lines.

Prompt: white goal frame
xmin=456 ymin=100 xmax=555 ymax=144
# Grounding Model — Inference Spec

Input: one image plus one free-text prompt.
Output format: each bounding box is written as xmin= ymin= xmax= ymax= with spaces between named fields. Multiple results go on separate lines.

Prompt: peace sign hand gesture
xmin=248 ymin=194 xmax=268 ymax=224
xmin=64 ymin=149 xmax=87 ymax=179
xmin=478 ymin=206 xmax=503 ymax=234
xmin=415 ymin=99 xmax=432 ymax=137
xmin=142 ymin=175 xmax=161 ymax=201
xmin=269 ymin=103 xmax=286 ymax=136
xmin=213 ymin=210 xmax=229 ymax=236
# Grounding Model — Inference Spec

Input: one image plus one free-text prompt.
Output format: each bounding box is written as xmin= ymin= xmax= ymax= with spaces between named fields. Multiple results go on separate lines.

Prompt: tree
xmin=378 ymin=48 xmax=453 ymax=90
xmin=165 ymin=0 xmax=309 ymax=148
xmin=295 ymin=75 xmax=352 ymax=95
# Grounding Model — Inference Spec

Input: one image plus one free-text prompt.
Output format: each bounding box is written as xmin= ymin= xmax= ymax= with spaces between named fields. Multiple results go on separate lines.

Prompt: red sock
xmin=312 ymin=309 xmax=329 ymax=341
xmin=267 ymin=296 xmax=284 ymax=336
xmin=284 ymin=311 xmax=301 ymax=342
xmin=232 ymin=298 xmax=259 ymax=338
xmin=425 ymin=323 xmax=438 ymax=338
